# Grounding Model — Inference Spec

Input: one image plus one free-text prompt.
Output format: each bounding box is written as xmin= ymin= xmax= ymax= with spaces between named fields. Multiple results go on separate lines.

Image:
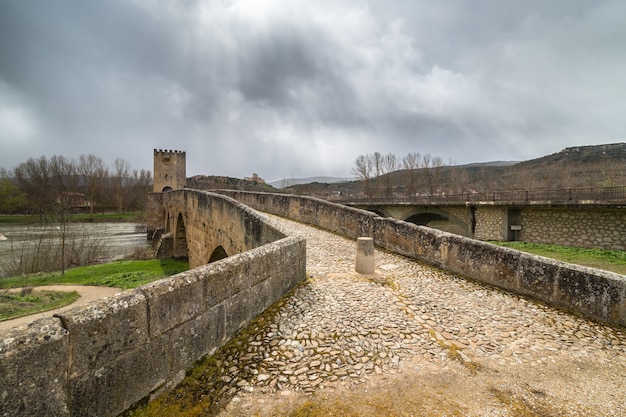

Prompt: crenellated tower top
xmin=153 ymin=149 xmax=186 ymax=192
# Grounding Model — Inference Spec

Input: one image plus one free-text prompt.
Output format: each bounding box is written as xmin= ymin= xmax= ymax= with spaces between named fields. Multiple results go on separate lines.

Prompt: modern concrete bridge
xmin=334 ymin=186 xmax=626 ymax=250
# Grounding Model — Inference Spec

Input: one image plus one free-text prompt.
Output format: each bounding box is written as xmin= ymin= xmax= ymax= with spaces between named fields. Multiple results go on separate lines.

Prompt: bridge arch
xmin=208 ymin=245 xmax=229 ymax=263
xmin=174 ymin=212 xmax=189 ymax=259
xmin=365 ymin=208 xmax=388 ymax=218
xmin=403 ymin=208 xmax=470 ymax=236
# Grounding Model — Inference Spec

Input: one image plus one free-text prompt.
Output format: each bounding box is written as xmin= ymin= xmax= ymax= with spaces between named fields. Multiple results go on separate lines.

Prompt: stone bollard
xmin=355 ymin=237 xmax=375 ymax=274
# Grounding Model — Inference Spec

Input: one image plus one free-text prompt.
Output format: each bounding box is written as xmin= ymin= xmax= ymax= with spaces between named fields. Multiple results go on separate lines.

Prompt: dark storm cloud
xmin=1 ymin=0 xmax=625 ymax=180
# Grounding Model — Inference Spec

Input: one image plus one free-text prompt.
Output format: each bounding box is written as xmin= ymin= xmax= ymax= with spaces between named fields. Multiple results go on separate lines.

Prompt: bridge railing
xmin=331 ymin=185 xmax=626 ymax=205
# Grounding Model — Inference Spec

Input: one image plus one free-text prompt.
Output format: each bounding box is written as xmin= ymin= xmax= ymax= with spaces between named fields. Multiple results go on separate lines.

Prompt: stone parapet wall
xmin=218 ymin=191 xmax=626 ymax=329
xmin=522 ymin=207 xmax=626 ymax=250
xmin=1 ymin=192 xmax=306 ymax=417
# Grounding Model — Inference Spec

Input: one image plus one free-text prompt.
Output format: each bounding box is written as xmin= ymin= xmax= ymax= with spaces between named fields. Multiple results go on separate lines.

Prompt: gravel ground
xmin=213 ymin=213 xmax=626 ymax=416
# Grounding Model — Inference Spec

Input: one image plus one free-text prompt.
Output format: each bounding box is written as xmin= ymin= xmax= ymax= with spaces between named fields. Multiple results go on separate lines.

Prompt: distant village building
xmin=58 ymin=192 xmax=90 ymax=209
xmin=244 ymin=173 xmax=265 ymax=184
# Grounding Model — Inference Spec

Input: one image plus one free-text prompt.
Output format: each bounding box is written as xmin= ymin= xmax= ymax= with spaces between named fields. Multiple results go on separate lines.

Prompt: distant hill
xmin=186 ymin=143 xmax=625 ymax=199
xmin=186 ymin=175 xmax=280 ymax=193
xmin=458 ymin=161 xmax=518 ymax=168
xmin=283 ymin=143 xmax=626 ymax=199
xmin=268 ymin=176 xmax=353 ymax=189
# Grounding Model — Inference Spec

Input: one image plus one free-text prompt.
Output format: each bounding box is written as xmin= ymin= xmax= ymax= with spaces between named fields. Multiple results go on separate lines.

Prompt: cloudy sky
xmin=1 ymin=0 xmax=624 ymax=181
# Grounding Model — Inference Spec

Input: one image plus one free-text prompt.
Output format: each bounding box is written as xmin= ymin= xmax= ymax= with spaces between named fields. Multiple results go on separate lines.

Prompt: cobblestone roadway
xmin=212 ymin=214 xmax=626 ymax=416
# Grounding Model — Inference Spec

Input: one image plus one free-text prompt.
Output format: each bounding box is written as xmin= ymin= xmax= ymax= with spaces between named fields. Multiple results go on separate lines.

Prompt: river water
xmin=0 ymin=223 xmax=149 ymax=276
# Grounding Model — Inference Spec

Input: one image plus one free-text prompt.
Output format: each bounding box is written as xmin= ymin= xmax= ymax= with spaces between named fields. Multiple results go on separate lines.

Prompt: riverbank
xmin=0 ymin=212 xmax=145 ymax=224
xmin=0 ymin=258 xmax=189 ymax=290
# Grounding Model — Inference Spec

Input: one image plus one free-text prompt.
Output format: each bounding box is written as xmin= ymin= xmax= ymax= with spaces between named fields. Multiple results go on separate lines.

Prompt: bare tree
xmin=402 ymin=152 xmax=420 ymax=198
xmin=382 ymin=153 xmax=397 ymax=197
xmin=13 ymin=156 xmax=55 ymax=215
xmin=445 ymin=159 xmax=467 ymax=194
xmin=598 ymin=160 xmax=621 ymax=187
xmin=421 ymin=154 xmax=445 ymax=195
xmin=352 ymin=154 xmax=374 ymax=198
xmin=372 ymin=152 xmax=383 ymax=197
xmin=49 ymin=155 xmax=77 ymax=192
xmin=78 ymin=154 xmax=108 ymax=218
xmin=128 ymin=168 xmax=153 ymax=211
xmin=113 ymin=158 xmax=131 ymax=213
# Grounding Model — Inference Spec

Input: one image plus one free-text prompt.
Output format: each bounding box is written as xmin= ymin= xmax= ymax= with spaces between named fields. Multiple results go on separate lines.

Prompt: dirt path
xmin=0 ymin=285 xmax=122 ymax=332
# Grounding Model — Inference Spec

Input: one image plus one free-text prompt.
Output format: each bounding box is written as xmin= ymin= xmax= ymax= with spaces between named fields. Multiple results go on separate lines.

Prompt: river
xmin=0 ymin=222 xmax=149 ymax=276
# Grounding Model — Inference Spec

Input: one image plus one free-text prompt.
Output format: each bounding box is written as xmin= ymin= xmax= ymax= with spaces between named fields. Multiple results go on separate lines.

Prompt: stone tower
xmin=153 ymin=149 xmax=186 ymax=192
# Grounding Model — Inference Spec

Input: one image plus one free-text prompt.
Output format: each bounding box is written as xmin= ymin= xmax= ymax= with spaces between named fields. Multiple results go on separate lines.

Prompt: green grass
xmin=0 ymin=215 xmax=39 ymax=224
xmin=0 ymin=290 xmax=80 ymax=321
xmin=0 ymin=212 xmax=144 ymax=224
xmin=490 ymin=241 xmax=626 ymax=275
xmin=0 ymin=258 xmax=190 ymax=290
xmin=68 ymin=212 xmax=145 ymax=222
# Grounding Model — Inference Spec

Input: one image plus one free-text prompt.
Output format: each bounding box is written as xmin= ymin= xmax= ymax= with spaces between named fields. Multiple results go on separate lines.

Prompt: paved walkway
xmin=209 ymin=214 xmax=626 ymax=416
xmin=0 ymin=285 xmax=121 ymax=332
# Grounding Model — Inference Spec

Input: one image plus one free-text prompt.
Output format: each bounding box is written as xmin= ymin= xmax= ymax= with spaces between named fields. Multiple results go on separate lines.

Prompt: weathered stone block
xmin=223 ymin=286 xmax=256 ymax=337
xmin=168 ymin=304 xmax=225 ymax=372
xmin=60 ymin=289 xmax=148 ymax=376
xmin=70 ymin=337 xmax=169 ymax=417
xmin=373 ymin=217 xmax=422 ymax=257
xmin=555 ymin=265 xmax=626 ymax=325
xmin=273 ymin=236 xmax=307 ymax=292
xmin=516 ymin=253 xmax=561 ymax=299
xmin=202 ymin=256 xmax=251 ymax=305
xmin=0 ymin=318 xmax=69 ymax=417
xmin=443 ymin=235 xmax=519 ymax=290
xmin=141 ymin=272 xmax=204 ymax=337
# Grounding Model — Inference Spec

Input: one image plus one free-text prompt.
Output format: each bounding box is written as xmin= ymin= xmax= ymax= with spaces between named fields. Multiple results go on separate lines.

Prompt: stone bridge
xmin=147 ymin=189 xmax=286 ymax=268
xmin=3 ymin=187 xmax=626 ymax=417
xmin=341 ymin=199 xmax=626 ymax=250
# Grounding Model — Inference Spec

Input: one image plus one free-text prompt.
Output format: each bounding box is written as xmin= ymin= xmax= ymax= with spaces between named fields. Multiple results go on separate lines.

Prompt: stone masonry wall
xmin=218 ymin=191 xmax=626 ymax=329
xmin=522 ymin=207 xmax=626 ymax=251
xmin=442 ymin=206 xmax=472 ymax=236
xmin=0 ymin=192 xmax=306 ymax=417
xmin=474 ymin=206 xmax=507 ymax=241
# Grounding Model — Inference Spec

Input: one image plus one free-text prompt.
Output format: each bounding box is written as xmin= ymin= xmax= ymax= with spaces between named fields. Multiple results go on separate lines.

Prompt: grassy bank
xmin=0 ymin=290 xmax=80 ymax=321
xmin=490 ymin=241 xmax=626 ymax=275
xmin=0 ymin=258 xmax=189 ymax=321
xmin=0 ymin=212 xmax=145 ymax=224
xmin=0 ymin=258 xmax=190 ymax=291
